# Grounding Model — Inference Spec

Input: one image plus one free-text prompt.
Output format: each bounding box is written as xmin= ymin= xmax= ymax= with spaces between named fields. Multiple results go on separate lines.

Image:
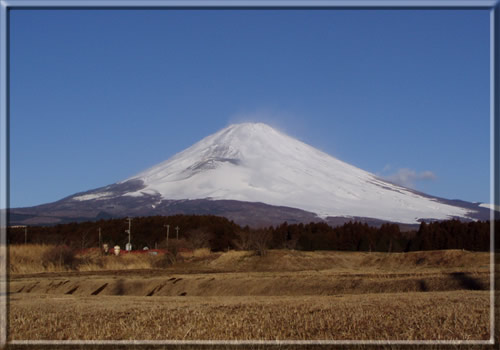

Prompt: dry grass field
xmin=9 ymin=292 xmax=489 ymax=341
xmin=7 ymin=245 xmax=493 ymax=342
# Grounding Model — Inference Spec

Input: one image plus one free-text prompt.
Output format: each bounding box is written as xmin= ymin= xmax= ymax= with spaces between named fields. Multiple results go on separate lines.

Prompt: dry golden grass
xmin=8 ymin=268 xmax=491 ymax=298
xmin=8 ymin=291 xmax=490 ymax=341
xmin=9 ymin=244 xmax=491 ymax=275
xmin=8 ymin=244 xmax=174 ymax=274
xmin=8 ymin=244 xmax=74 ymax=274
xmin=200 ymin=249 xmax=490 ymax=275
xmin=8 ymin=245 xmax=493 ymax=343
xmin=77 ymin=253 xmax=171 ymax=272
xmin=192 ymin=247 xmax=213 ymax=258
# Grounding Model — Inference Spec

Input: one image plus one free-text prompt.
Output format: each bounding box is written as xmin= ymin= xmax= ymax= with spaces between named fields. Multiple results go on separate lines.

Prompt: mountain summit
xmin=10 ymin=122 xmax=489 ymax=226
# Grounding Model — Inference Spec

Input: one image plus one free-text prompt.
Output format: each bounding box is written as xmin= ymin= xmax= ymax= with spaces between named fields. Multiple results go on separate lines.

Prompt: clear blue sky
xmin=9 ymin=8 xmax=491 ymax=208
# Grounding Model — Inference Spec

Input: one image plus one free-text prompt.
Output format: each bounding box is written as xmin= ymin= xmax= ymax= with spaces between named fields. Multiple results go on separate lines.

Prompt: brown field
xmin=7 ymin=245 xmax=494 ymax=342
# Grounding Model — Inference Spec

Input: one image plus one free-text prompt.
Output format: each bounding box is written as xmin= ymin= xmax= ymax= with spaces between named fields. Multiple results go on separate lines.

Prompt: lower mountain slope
xmin=8 ymin=123 xmax=494 ymax=227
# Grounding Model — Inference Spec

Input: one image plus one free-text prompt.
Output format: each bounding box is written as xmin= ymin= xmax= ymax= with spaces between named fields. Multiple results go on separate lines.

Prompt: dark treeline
xmin=270 ymin=220 xmax=491 ymax=252
xmin=8 ymin=215 xmax=493 ymax=252
xmin=8 ymin=215 xmax=239 ymax=252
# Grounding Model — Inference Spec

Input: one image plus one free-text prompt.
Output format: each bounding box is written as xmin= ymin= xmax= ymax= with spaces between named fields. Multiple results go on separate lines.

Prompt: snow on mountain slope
xmin=479 ymin=203 xmax=500 ymax=212
xmin=113 ymin=122 xmax=472 ymax=224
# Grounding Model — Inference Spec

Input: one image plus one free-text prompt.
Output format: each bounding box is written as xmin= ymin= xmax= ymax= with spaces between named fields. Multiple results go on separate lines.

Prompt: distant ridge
xmin=8 ymin=123 xmax=493 ymax=227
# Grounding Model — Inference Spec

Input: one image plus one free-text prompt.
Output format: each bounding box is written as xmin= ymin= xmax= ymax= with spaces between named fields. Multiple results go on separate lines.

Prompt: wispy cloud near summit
xmin=380 ymin=166 xmax=437 ymax=189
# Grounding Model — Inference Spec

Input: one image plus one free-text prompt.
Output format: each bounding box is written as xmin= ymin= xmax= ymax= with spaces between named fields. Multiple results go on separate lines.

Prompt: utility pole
xmin=164 ymin=224 xmax=170 ymax=249
xmin=98 ymin=227 xmax=102 ymax=254
xmin=81 ymin=230 xmax=88 ymax=250
xmin=175 ymin=226 xmax=179 ymax=240
xmin=125 ymin=218 xmax=132 ymax=251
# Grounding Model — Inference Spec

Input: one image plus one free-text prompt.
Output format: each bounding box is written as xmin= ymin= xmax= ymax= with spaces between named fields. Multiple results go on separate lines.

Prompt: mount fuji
xmin=9 ymin=123 xmax=491 ymax=227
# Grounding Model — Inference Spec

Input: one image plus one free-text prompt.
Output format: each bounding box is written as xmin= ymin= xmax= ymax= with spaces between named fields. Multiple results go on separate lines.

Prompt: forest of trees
xmin=7 ymin=215 xmax=494 ymax=253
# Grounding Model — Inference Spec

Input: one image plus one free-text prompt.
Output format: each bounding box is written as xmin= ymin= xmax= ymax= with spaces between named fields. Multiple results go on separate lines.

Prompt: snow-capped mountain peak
xmin=114 ymin=122 xmax=473 ymax=224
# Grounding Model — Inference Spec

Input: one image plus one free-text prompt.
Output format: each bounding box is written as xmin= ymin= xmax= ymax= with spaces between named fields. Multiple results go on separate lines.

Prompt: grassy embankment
xmin=8 ymin=243 xmax=490 ymax=275
xmin=8 ymin=244 xmax=493 ymax=341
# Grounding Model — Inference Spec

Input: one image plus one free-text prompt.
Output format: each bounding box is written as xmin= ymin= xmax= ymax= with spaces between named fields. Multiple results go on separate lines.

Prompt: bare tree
xmin=284 ymin=234 xmax=299 ymax=250
xmin=252 ymin=229 xmax=272 ymax=257
xmin=81 ymin=230 xmax=89 ymax=250
xmin=233 ymin=230 xmax=253 ymax=251
xmin=233 ymin=229 xmax=272 ymax=257
xmin=187 ymin=228 xmax=212 ymax=249
xmin=167 ymin=238 xmax=190 ymax=262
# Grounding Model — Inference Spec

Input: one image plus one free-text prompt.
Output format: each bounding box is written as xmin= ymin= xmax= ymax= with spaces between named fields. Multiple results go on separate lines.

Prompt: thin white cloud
xmin=226 ymin=109 xmax=310 ymax=145
xmin=382 ymin=164 xmax=392 ymax=173
xmin=382 ymin=168 xmax=437 ymax=188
